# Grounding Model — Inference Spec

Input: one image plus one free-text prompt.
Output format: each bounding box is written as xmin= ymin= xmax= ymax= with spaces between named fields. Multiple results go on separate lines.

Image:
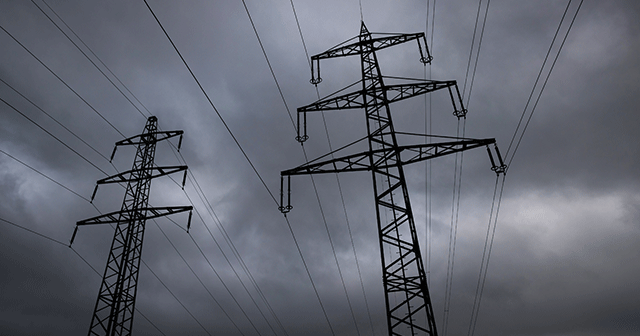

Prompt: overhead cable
xmin=40 ymin=0 xmax=153 ymax=117
xmin=461 ymin=0 xmax=491 ymax=106
xmin=0 ymin=24 xmax=125 ymax=137
xmin=442 ymin=118 xmax=467 ymax=336
xmin=0 ymin=215 xmax=169 ymax=335
xmin=506 ymin=0 xmax=583 ymax=167
xmin=288 ymin=1 xmax=375 ymax=332
xmin=153 ymin=219 xmax=251 ymax=336
xmin=243 ymin=1 xmax=365 ymax=334
xmin=31 ymin=0 xmax=148 ymax=120
xmin=143 ymin=0 xmax=277 ymax=204
xmin=181 ymin=189 xmax=276 ymax=336
xmin=33 ymin=1 xmax=290 ymax=328
xmin=0 ymin=96 xmax=110 ymax=175
xmin=466 ymin=174 xmax=505 ymax=336
xmin=0 ymin=77 xmax=111 ymax=163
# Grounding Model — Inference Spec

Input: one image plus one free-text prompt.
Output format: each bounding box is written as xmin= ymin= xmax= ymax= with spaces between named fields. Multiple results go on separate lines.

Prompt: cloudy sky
xmin=1 ymin=0 xmax=639 ymax=335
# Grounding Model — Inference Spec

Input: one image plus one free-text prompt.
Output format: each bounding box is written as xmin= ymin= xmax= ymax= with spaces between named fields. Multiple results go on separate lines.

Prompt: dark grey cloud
xmin=1 ymin=0 xmax=639 ymax=335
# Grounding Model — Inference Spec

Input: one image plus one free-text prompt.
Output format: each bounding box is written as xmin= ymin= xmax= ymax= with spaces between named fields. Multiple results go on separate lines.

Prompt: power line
xmin=241 ymin=0 xmax=296 ymax=130
xmin=40 ymin=0 xmax=154 ymax=118
xmin=0 ymin=148 xmax=89 ymax=202
xmin=286 ymin=2 xmax=375 ymax=332
xmin=152 ymin=219 xmax=250 ymax=336
xmin=174 ymin=153 xmax=289 ymax=336
xmin=31 ymin=0 xmax=148 ymax=120
xmin=0 ymin=96 xmax=110 ymax=175
xmin=143 ymin=0 xmax=277 ymax=205
xmin=0 ymin=215 xmax=169 ymax=335
xmin=143 ymin=3 xmax=293 ymax=333
xmin=461 ymin=0 xmax=491 ymax=107
xmin=242 ymin=2 xmax=366 ymax=334
xmin=505 ymin=1 xmax=571 ymax=159
xmin=464 ymin=0 xmax=490 ymax=107
xmin=283 ymin=213 xmax=337 ymax=336
xmin=157 ymin=150 xmax=276 ymax=335
xmin=289 ymin=0 xmax=311 ymax=69
xmin=467 ymin=3 xmax=584 ymax=333
xmin=31 ymin=1 xmax=289 ymax=328
xmin=442 ymin=119 xmax=467 ymax=336
xmin=180 ymin=190 xmax=276 ymax=336
xmin=467 ymin=174 xmax=505 ymax=336
xmin=0 ymin=23 xmax=125 ymax=137
xmin=0 ymin=44 xmax=227 ymax=334
xmin=140 ymin=259 xmax=214 ymax=335
xmin=443 ymin=0 xmax=490 ymax=326
xmin=0 ymin=113 xmax=220 ymax=333
xmin=507 ymin=0 xmax=583 ymax=167
xmin=461 ymin=0 xmax=484 ymax=100
xmin=424 ymin=0 xmax=436 ymax=288
xmin=0 ymin=76 xmax=110 ymax=163
xmin=0 ymin=216 xmax=67 ymax=246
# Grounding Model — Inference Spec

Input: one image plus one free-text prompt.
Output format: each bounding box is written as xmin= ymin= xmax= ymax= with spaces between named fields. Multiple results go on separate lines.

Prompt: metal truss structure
xmin=280 ymin=22 xmax=506 ymax=336
xmin=71 ymin=116 xmax=193 ymax=336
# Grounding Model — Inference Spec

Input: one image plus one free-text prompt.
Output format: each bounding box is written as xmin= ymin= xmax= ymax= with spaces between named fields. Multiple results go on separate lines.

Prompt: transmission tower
xmin=71 ymin=116 xmax=193 ymax=336
xmin=279 ymin=22 xmax=506 ymax=336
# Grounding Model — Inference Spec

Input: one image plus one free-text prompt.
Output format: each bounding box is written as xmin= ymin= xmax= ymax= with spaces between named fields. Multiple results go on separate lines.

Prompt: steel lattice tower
xmin=71 ymin=116 xmax=192 ymax=336
xmin=280 ymin=22 xmax=506 ymax=336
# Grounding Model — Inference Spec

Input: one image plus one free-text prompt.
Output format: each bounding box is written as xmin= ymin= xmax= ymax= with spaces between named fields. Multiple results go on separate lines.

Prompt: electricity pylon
xmin=71 ymin=116 xmax=193 ymax=336
xmin=279 ymin=22 xmax=506 ymax=336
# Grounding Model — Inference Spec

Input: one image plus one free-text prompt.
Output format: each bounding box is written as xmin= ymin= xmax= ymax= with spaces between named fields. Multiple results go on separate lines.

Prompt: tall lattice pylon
xmin=71 ymin=116 xmax=193 ymax=336
xmin=280 ymin=22 xmax=506 ymax=336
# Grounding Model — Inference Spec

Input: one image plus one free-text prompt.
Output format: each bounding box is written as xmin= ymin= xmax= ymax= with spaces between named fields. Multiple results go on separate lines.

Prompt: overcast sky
xmin=1 ymin=0 xmax=639 ymax=335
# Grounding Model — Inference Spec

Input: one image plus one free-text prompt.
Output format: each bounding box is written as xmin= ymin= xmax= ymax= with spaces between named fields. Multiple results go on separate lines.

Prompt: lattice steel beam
xmin=280 ymin=22 xmax=506 ymax=336
xmin=72 ymin=116 xmax=192 ymax=336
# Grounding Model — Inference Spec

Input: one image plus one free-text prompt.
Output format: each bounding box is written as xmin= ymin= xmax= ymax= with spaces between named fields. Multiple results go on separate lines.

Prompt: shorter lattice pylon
xmin=71 ymin=116 xmax=192 ymax=336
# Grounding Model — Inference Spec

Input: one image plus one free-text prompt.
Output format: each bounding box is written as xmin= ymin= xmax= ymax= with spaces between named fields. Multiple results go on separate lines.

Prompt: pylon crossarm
xmin=282 ymin=151 xmax=372 ymax=176
xmin=114 ymin=130 xmax=183 ymax=147
xmin=110 ymin=130 xmax=184 ymax=161
xmin=298 ymin=88 xmax=365 ymax=112
xmin=281 ymin=138 xmax=495 ymax=177
xmin=96 ymin=166 xmax=188 ymax=185
xmin=296 ymin=80 xmax=462 ymax=143
xmin=400 ymin=139 xmax=496 ymax=166
xmin=309 ymin=22 xmax=431 ymax=84
xmin=76 ymin=206 xmax=192 ymax=226
xmin=312 ymin=32 xmax=425 ymax=60
xmin=385 ymin=81 xmax=456 ymax=104
xmin=298 ymin=80 xmax=457 ymax=113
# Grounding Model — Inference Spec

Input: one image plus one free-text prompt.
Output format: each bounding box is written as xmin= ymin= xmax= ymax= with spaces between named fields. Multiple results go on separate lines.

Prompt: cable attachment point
xmin=420 ymin=56 xmax=433 ymax=64
xmin=278 ymin=175 xmax=293 ymax=213
xmin=448 ymin=84 xmax=467 ymax=119
xmin=109 ymin=146 xmax=118 ymax=162
xmin=296 ymin=110 xmax=309 ymax=143
xmin=310 ymin=58 xmax=322 ymax=86
xmin=177 ymin=134 xmax=183 ymax=152
xmin=453 ymin=108 xmax=468 ymax=118
xmin=417 ymin=34 xmax=433 ymax=65
xmin=90 ymin=184 xmax=99 ymax=203
xmin=69 ymin=225 xmax=78 ymax=247
xmin=487 ymin=144 xmax=507 ymax=175
xmin=186 ymin=210 xmax=193 ymax=233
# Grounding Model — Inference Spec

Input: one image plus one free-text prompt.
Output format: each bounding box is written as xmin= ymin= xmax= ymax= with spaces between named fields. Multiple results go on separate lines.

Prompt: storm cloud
xmin=1 ymin=1 xmax=639 ymax=335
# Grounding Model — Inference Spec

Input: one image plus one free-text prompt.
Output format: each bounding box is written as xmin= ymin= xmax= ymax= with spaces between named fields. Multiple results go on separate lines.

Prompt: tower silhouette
xmin=280 ymin=22 xmax=506 ymax=336
xmin=71 ymin=116 xmax=192 ymax=336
